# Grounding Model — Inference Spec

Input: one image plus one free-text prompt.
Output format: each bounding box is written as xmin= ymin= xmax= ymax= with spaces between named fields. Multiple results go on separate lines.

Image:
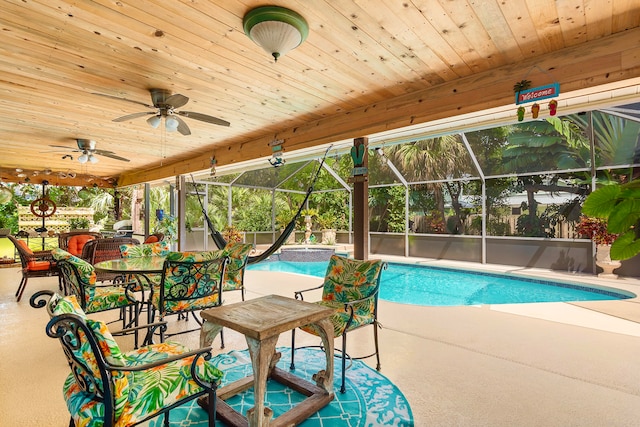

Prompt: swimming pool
xmin=247 ymin=260 xmax=636 ymax=306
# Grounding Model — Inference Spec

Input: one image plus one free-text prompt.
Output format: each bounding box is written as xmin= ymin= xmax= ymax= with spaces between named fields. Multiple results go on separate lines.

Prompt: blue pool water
xmin=247 ymin=261 xmax=636 ymax=306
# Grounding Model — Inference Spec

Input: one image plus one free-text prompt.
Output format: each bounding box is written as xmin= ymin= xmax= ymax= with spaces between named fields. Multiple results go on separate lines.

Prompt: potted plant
xmin=317 ymin=212 xmax=337 ymax=245
xmin=69 ymin=217 xmax=90 ymax=231
xmin=222 ymin=225 xmax=244 ymax=243
xmin=581 ymin=179 xmax=640 ymax=261
xmin=576 ymin=215 xmax=620 ymax=278
xmin=154 ymin=215 xmax=177 ymax=243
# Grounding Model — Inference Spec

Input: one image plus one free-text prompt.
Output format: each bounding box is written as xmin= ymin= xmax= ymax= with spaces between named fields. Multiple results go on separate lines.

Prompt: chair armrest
xmin=32 ymin=249 xmax=53 ymax=257
xmin=26 ymin=250 xmax=54 ymax=262
xmin=113 ymin=347 xmax=218 ymax=390
xmin=109 ymin=346 xmax=213 ymax=372
xmin=294 ymin=283 xmax=324 ymax=301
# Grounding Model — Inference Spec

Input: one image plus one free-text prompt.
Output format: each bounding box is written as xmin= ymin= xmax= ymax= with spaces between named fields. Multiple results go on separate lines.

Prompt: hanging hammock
xmin=192 ymin=147 xmax=330 ymax=264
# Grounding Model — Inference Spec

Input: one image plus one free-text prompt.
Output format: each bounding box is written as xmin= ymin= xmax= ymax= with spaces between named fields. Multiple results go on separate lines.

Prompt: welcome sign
xmin=515 ymin=83 xmax=560 ymax=105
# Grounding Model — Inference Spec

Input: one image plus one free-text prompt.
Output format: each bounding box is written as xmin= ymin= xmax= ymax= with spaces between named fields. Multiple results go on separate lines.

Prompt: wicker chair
xmin=6 ymin=235 xmax=58 ymax=301
xmin=58 ymin=231 xmax=103 ymax=257
xmin=81 ymin=237 xmax=140 ymax=282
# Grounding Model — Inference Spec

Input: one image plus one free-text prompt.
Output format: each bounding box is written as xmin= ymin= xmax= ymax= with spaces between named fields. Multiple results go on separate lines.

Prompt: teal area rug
xmin=147 ymin=347 xmax=413 ymax=426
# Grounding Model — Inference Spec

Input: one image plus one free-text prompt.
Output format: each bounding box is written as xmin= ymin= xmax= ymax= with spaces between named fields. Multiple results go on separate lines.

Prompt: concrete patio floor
xmin=1 ymin=258 xmax=639 ymax=426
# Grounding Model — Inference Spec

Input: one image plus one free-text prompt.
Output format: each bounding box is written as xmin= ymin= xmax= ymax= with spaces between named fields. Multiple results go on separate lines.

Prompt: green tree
xmin=387 ymin=134 xmax=472 ymax=233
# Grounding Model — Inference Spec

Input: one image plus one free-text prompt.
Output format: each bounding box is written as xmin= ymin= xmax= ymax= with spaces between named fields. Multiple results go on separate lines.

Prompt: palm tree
xmin=387 ymin=134 xmax=472 ymax=233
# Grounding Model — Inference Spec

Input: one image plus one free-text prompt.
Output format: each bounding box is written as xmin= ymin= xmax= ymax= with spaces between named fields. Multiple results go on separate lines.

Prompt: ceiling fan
xmin=96 ymin=88 xmax=231 ymax=136
xmin=48 ymin=139 xmax=130 ymax=164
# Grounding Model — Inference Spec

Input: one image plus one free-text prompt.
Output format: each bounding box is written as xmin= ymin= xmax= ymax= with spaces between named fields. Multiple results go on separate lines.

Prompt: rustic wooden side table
xmin=200 ymin=294 xmax=335 ymax=427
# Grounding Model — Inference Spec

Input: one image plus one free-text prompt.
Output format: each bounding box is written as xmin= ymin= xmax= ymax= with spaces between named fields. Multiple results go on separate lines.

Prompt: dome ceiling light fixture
xmin=243 ymin=6 xmax=309 ymax=62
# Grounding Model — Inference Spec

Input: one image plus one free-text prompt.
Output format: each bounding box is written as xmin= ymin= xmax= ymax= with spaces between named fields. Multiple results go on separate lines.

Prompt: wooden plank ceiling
xmin=1 ymin=0 xmax=639 ymax=188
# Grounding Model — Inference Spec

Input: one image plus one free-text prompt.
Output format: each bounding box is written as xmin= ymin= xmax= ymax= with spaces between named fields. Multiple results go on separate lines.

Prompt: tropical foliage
xmin=581 ymin=179 xmax=640 ymax=260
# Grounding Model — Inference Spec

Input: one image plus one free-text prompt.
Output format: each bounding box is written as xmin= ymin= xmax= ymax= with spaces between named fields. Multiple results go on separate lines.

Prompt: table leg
xmin=200 ymin=320 xmax=223 ymax=348
xmin=245 ymin=334 xmax=278 ymax=427
xmin=310 ymin=318 xmax=334 ymax=395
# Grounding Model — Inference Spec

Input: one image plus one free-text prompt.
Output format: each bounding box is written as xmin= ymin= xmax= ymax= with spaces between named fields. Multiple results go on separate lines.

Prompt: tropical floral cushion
xmin=119 ymin=241 xmax=171 ymax=258
xmin=49 ymin=293 xmax=130 ymax=420
xmin=52 ymin=248 xmax=134 ymax=313
xmin=152 ymin=250 xmax=226 ymax=315
xmin=164 ymin=250 xmax=225 ymax=263
xmin=62 ymin=335 xmax=222 ymax=426
xmin=300 ymin=255 xmax=383 ymax=337
xmin=222 ymin=242 xmax=252 ymax=291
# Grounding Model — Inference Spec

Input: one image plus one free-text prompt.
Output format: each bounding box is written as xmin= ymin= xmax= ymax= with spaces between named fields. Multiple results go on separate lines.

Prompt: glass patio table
xmin=94 ymin=256 xmax=166 ymax=275
xmin=94 ymin=256 xmax=166 ymax=325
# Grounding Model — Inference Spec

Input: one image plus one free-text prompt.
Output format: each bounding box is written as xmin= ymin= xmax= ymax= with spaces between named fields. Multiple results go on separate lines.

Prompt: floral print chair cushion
xmin=49 ymin=293 xmax=129 ymax=419
xmin=151 ymin=250 xmax=228 ymax=317
xmin=300 ymin=254 xmax=384 ymax=337
xmin=43 ymin=292 xmax=223 ymax=426
xmin=221 ymin=242 xmax=253 ymax=292
xmin=52 ymin=248 xmax=135 ymax=314
xmin=119 ymin=241 xmax=171 ymax=258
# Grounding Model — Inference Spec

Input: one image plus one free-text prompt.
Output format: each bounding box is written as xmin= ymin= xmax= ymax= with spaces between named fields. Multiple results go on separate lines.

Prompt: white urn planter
xmin=321 ymin=229 xmax=336 ymax=245
xmin=595 ymin=244 xmax=622 ymax=279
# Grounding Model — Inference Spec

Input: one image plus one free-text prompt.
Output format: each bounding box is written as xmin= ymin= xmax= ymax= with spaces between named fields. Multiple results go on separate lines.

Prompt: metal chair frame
xmin=151 ymin=254 xmax=229 ymax=342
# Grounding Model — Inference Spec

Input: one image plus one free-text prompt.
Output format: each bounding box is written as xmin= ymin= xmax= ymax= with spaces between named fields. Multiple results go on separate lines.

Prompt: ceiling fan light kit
xmin=243 ymin=6 xmax=308 ymax=62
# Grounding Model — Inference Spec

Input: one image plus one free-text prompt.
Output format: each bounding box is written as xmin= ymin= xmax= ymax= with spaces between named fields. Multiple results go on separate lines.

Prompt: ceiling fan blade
xmin=96 ymin=152 xmax=131 ymax=162
xmin=92 ymin=92 xmax=154 ymax=109
xmin=92 ymin=148 xmax=116 ymax=155
xmin=177 ymin=111 xmax=230 ymax=127
xmin=48 ymin=144 xmax=80 ymax=151
xmin=174 ymin=116 xmax=191 ymax=135
xmin=165 ymin=93 xmax=189 ymax=109
xmin=113 ymin=111 xmax=156 ymax=122
xmin=41 ymin=150 xmax=75 ymax=154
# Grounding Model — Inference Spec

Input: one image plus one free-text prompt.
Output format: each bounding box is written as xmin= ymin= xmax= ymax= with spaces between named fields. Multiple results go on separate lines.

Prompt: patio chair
xmin=221 ymin=242 xmax=253 ymax=301
xmin=29 ymin=290 xmax=221 ymax=427
xmin=58 ymin=231 xmax=103 ymax=257
xmin=7 ymin=234 xmax=59 ymax=302
xmin=81 ymin=237 xmax=140 ymax=282
xmin=52 ymin=248 xmax=138 ymax=328
xmin=151 ymin=250 xmax=229 ymax=342
xmin=290 ymin=254 xmax=386 ymax=393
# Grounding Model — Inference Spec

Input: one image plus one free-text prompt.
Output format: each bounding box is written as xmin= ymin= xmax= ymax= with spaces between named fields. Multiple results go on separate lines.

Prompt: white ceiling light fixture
xmin=165 ymin=115 xmax=180 ymax=132
xmin=146 ymin=115 xmax=161 ymax=129
xmin=243 ymin=6 xmax=309 ymax=62
xmin=89 ymin=153 xmax=99 ymax=163
xmin=78 ymin=153 xmax=89 ymax=164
